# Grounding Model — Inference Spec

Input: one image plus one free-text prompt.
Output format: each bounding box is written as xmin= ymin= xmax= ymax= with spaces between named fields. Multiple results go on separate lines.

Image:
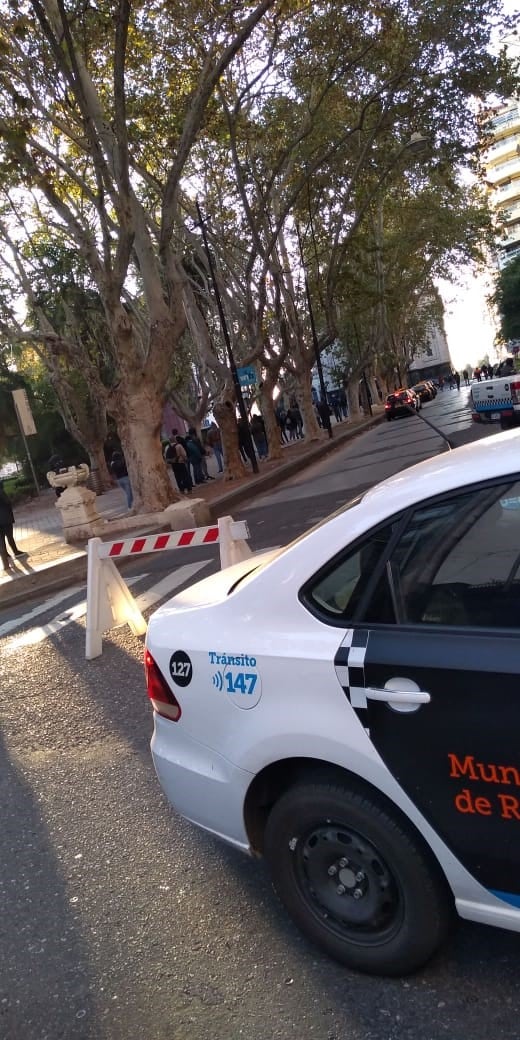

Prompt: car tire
xmin=264 ymin=781 xmax=453 ymax=976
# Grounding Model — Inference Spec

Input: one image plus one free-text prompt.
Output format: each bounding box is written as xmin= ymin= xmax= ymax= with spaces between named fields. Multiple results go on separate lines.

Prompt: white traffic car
xmin=145 ymin=430 xmax=520 ymax=976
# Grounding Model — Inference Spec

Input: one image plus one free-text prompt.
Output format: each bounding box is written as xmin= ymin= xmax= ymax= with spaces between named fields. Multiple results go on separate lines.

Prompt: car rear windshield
xmin=228 ymin=492 xmax=364 ymax=593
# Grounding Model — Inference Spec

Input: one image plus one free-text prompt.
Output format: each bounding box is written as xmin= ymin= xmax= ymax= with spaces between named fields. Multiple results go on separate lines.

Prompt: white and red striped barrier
xmin=86 ymin=516 xmax=251 ymax=659
xmin=97 ymin=520 xmax=248 ymax=560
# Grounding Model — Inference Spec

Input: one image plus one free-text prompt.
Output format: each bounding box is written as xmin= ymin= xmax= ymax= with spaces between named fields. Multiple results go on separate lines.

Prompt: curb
xmin=0 ymin=412 xmax=383 ymax=611
xmin=207 ymin=412 xmax=384 ymax=516
xmin=0 ymin=553 xmax=88 ymax=610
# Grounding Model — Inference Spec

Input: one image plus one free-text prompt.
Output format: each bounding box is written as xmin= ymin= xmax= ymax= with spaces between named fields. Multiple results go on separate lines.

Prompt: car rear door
xmin=332 ymin=479 xmax=520 ymax=906
xmin=472 ymin=378 xmax=512 ymax=422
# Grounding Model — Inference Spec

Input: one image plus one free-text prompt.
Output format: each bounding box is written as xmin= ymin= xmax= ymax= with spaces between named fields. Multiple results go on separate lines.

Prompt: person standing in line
xmin=206 ymin=423 xmax=224 ymax=473
xmin=0 ymin=480 xmax=28 ymax=575
xmin=237 ymin=417 xmax=250 ymax=462
xmin=332 ymin=397 xmax=342 ymax=424
xmin=170 ymin=427 xmax=187 ymax=449
xmin=455 ymin=371 xmax=461 ymax=391
xmin=462 ymin=370 xmax=469 ymax=386
xmin=275 ymin=404 xmax=289 ymax=444
xmin=288 ymin=399 xmax=304 ymax=439
xmin=165 ymin=436 xmax=192 ymax=494
xmin=285 ymin=409 xmax=296 ymax=440
xmin=185 ymin=431 xmax=205 ymax=484
xmin=250 ymin=413 xmax=268 ymax=459
xmin=188 ymin=427 xmax=213 ymax=481
xmin=317 ymin=398 xmax=331 ymax=432
xmin=109 ymin=450 xmax=133 ymax=509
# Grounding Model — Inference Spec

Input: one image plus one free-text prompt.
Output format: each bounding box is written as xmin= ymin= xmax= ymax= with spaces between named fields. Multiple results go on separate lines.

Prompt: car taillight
xmin=385 ymin=402 xmax=391 ymax=409
xmin=511 ymin=380 xmax=520 ymax=404
xmin=144 ymin=649 xmax=182 ymax=721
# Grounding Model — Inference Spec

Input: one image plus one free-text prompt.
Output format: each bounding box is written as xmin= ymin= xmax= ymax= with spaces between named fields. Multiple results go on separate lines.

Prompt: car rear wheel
xmin=500 ymin=415 xmax=515 ymax=430
xmin=264 ymin=781 xmax=453 ymax=976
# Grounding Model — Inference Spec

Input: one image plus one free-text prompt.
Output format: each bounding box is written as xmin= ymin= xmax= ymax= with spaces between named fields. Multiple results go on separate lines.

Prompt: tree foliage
xmin=0 ymin=0 xmax=516 ymax=487
xmin=492 ymin=254 xmax=520 ymax=345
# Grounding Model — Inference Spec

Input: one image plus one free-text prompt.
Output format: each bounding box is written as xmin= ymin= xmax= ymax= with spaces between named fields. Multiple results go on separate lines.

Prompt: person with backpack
xmin=164 ymin=436 xmax=192 ymax=495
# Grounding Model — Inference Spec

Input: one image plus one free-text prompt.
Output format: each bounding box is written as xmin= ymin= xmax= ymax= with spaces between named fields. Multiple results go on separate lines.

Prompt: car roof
xmin=214 ymin=430 xmax=520 ymax=601
xmin=363 ymin=428 xmax=520 ymax=516
xmin=272 ymin=428 xmax=520 ymax=582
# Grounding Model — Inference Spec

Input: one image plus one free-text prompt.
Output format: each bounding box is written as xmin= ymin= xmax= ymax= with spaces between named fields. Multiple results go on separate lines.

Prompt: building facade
xmin=408 ymin=317 xmax=453 ymax=382
xmin=483 ymin=99 xmax=520 ymax=270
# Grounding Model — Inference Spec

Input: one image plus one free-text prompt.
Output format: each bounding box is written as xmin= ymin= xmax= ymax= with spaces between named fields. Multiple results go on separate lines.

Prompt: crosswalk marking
xmin=2 ymin=561 xmax=211 ymax=649
xmin=0 ymin=583 xmax=86 ymax=638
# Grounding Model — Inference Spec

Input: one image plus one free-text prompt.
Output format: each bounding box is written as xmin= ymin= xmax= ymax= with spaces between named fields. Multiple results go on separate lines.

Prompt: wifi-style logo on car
xmin=208 ymin=651 xmax=263 ymax=709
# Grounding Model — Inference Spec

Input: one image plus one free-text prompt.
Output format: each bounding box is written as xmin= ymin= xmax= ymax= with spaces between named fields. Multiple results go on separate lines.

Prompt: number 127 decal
xmin=225 ymin=671 xmax=257 ymax=696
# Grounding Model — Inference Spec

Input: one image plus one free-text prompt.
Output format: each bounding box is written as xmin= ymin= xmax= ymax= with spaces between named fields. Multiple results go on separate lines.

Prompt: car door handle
xmin=365 ymin=687 xmax=431 ymax=705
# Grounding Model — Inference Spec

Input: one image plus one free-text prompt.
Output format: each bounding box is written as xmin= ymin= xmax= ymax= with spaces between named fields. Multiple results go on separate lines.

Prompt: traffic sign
xmin=237 ymin=365 xmax=257 ymax=387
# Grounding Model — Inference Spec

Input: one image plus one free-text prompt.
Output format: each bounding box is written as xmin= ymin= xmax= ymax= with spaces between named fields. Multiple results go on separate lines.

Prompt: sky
xmin=438 ymin=271 xmax=500 ymax=371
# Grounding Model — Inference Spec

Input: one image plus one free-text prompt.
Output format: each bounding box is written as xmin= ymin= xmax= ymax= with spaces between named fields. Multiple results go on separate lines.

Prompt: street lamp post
xmin=295 ymin=223 xmax=332 ymax=438
xmin=195 ymin=201 xmax=258 ymax=474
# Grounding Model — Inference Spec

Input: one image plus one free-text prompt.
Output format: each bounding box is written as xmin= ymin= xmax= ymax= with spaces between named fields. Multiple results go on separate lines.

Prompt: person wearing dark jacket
xmin=185 ymin=432 xmax=205 ymax=485
xmin=109 ymin=451 xmax=133 ymax=509
xmin=164 ymin=437 xmax=193 ymax=494
xmin=0 ymin=480 xmax=28 ymax=574
xmin=250 ymin=413 xmax=268 ymax=459
xmin=188 ymin=427 xmax=213 ymax=481
xmin=47 ymin=454 xmax=67 ymax=497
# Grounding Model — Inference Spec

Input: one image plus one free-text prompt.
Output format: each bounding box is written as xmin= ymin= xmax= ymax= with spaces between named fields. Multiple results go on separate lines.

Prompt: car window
xmin=387 ymin=481 xmax=520 ymax=628
xmin=304 ymin=522 xmax=396 ymax=623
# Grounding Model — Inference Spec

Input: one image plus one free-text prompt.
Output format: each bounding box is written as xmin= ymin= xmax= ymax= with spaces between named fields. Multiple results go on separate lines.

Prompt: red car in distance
xmin=385 ymin=388 xmax=420 ymax=421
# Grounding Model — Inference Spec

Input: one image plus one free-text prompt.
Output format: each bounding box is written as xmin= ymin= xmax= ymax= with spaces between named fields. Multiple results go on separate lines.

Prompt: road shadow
xmin=0 ymin=726 xmax=97 ymax=1039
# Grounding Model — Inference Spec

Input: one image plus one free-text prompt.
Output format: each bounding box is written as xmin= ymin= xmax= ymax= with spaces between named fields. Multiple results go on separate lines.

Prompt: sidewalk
xmin=1 ymin=409 xmax=384 ymax=606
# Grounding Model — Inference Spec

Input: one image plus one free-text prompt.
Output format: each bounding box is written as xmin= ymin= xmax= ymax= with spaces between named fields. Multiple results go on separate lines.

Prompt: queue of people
xmin=36 ymin=391 xmax=345 ymax=520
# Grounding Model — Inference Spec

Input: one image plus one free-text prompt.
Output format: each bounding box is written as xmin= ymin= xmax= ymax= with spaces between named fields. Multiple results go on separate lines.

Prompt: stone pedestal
xmin=162 ymin=498 xmax=211 ymax=530
xmin=55 ymin=485 xmax=102 ymax=543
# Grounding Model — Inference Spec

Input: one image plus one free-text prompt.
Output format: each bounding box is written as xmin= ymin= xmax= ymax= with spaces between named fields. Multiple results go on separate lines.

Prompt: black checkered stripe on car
xmin=476 ymin=398 xmax=512 ymax=409
xmin=334 ymin=628 xmax=370 ymax=729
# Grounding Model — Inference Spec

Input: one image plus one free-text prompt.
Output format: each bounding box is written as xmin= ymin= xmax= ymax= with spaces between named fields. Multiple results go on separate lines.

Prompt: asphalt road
xmin=1 ymin=388 xmax=518 ymax=1040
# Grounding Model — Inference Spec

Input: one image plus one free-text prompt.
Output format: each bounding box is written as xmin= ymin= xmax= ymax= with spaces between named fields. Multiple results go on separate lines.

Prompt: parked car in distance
xmin=425 ymin=380 xmax=438 ymax=397
xmin=411 ymin=382 xmax=434 ymax=403
xmin=385 ymin=388 xmax=420 ymax=420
